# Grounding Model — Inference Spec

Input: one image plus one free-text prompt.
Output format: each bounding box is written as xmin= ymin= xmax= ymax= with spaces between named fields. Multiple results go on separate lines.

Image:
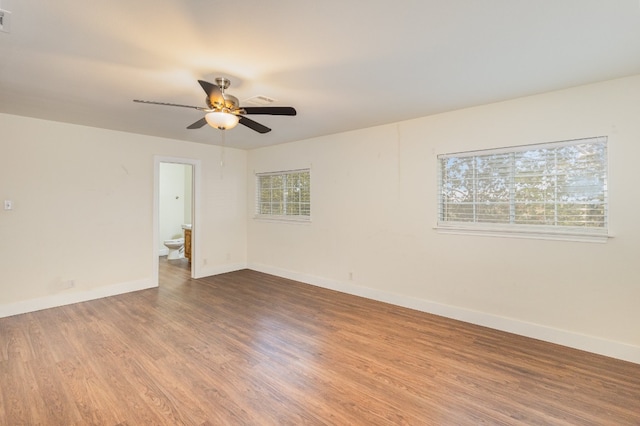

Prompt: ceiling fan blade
xmin=133 ymin=99 xmax=205 ymax=111
xmin=187 ymin=117 xmax=208 ymax=129
xmin=243 ymin=106 xmax=297 ymax=116
xmin=198 ymin=80 xmax=222 ymax=97
xmin=239 ymin=116 xmax=271 ymax=134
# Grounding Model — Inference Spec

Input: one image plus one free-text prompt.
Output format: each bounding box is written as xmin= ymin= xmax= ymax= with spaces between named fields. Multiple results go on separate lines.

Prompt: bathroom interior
xmin=159 ymin=162 xmax=193 ymax=262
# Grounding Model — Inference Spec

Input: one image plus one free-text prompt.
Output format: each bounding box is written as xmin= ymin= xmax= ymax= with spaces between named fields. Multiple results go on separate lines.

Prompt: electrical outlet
xmin=4 ymin=200 xmax=12 ymax=210
xmin=0 ymin=9 xmax=12 ymax=33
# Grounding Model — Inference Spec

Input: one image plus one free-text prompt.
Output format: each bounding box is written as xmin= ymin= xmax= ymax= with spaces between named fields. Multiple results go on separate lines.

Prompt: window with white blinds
xmin=255 ymin=169 xmax=310 ymax=220
xmin=437 ymin=137 xmax=608 ymax=240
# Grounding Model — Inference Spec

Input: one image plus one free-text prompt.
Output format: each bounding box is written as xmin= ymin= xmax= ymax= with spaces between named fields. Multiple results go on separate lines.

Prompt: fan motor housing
xmin=206 ymin=94 xmax=239 ymax=111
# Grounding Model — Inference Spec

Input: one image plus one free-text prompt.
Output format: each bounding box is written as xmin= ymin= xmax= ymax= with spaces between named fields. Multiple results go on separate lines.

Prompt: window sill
xmin=435 ymin=224 xmax=610 ymax=243
xmin=254 ymin=215 xmax=311 ymax=224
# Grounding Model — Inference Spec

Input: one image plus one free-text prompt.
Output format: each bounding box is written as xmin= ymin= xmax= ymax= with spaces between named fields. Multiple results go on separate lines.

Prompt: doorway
xmin=153 ymin=156 xmax=201 ymax=284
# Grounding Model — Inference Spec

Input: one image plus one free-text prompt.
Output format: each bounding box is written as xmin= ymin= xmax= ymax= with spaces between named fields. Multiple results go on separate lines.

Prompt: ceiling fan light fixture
xmin=205 ymin=111 xmax=240 ymax=130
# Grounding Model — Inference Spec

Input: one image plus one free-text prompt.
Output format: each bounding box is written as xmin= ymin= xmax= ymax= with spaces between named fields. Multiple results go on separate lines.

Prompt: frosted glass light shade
xmin=205 ymin=112 xmax=240 ymax=130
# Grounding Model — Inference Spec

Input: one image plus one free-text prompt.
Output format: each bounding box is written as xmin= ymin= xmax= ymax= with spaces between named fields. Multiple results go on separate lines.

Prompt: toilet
xmin=163 ymin=237 xmax=184 ymax=260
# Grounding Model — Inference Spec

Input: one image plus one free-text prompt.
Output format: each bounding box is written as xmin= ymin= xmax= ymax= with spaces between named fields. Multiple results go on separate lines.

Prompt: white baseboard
xmin=0 ymin=262 xmax=246 ymax=318
xmin=0 ymin=278 xmax=157 ymax=319
xmin=248 ymin=263 xmax=640 ymax=365
xmin=195 ymin=262 xmax=247 ymax=279
xmin=4 ymin=263 xmax=638 ymax=365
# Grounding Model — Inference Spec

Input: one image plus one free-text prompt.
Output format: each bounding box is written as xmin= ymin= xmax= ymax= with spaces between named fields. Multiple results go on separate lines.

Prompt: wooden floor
xmin=1 ymin=260 xmax=639 ymax=425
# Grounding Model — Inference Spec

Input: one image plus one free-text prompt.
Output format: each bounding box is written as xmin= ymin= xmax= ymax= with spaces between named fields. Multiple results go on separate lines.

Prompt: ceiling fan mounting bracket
xmin=214 ymin=77 xmax=231 ymax=90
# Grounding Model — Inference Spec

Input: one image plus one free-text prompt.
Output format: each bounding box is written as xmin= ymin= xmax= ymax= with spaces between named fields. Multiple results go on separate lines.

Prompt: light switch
xmin=4 ymin=200 xmax=13 ymax=210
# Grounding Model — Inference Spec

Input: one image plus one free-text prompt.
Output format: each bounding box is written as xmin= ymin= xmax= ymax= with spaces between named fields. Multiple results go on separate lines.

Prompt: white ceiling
xmin=1 ymin=1 xmax=640 ymax=150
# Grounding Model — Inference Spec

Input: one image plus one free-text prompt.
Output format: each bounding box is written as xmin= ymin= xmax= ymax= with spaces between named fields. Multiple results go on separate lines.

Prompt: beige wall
xmin=0 ymin=114 xmax=247 ymax=313
xmin=247 ymin=75 xmax=640 ymax=363
xmin=2 ymin=75 xmax=638 ymax=363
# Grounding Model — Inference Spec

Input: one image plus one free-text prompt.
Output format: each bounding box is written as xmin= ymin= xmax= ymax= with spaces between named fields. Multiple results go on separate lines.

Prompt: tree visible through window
xmin=256 ymin=169 xmax=310 ymax=219
xmin=438 ymin=137 xmax=608 ymax=235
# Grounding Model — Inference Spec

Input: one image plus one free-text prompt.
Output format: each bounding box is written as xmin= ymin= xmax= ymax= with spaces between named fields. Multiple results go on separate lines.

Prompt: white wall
xmin=159 ymin=162 xmax=191 ymax=254
xmin=247 ymin=75 xmax=640 ymax=363
xmin=0 ymin=114 xmax=247 ymax=315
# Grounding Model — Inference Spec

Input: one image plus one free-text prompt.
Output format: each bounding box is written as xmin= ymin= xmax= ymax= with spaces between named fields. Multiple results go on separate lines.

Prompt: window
xmin=255 ymin=169 xmax=311 ymax=220
xmin=437 ymin=136 xmax=608 ymax=241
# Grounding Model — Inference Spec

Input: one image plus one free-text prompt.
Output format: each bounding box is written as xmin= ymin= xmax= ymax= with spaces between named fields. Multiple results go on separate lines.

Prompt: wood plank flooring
xmin=1 ymin=258 xmax=639 ymax=425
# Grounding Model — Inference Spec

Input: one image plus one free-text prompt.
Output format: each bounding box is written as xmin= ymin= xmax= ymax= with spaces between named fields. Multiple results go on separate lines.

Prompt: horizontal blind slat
xmin=438 ymin=137 xmax=608 ymax=230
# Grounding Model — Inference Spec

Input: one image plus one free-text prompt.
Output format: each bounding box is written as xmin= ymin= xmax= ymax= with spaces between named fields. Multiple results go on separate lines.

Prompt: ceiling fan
xmin=133 ymin=78 xmax=296 ymax=133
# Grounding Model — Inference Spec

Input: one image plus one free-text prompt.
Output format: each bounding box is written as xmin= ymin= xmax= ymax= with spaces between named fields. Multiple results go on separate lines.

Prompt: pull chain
xmin=220 ymin=130 xmax=226 ymax=179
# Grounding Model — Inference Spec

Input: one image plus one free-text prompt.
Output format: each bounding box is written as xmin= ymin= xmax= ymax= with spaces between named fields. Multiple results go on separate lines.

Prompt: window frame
xmin=254 ymin=168 xmax=311 ymax=222
xmin=436 ymin=137 xmax=610 ymax=243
